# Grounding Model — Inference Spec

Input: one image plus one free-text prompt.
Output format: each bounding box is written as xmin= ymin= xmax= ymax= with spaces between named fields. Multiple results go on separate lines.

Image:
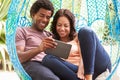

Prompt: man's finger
xmin=45 ymin=42 xmax=56 ymax=49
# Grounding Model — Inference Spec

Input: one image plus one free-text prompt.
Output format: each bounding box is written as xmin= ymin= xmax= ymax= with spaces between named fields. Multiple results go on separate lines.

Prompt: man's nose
xmin=43 ymin=17 xmax=47 ymax=22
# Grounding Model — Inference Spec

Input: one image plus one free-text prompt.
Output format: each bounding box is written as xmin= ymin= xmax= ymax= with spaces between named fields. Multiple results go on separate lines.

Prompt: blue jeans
xmin=22 ymin=61 xmax=60 ymax=80
xmin=42 ymin=55 xmax=80 ymax=80
xmin=42 ymin=27 xmax=111 ymax=80
xmin=78 ymin=27 xmax=111 ymax=79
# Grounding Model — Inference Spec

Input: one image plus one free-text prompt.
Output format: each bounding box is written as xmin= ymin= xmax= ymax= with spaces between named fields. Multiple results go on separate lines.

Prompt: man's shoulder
xmin=16 ymin=27 xmax=31 ymax=37
xmin=16 ymin=27 xmax=30 ymax=33
xmin=16 ymin=27 xmax=29 ymax=31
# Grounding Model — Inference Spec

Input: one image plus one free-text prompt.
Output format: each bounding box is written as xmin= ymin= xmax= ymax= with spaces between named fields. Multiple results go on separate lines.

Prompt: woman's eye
xmin=65 ymin=26 xmax=68 ymax=27
xmin=65 ymin=25 xmax=69 ymax=27
xmin=57 ymin=24 xmax=61 ymax=27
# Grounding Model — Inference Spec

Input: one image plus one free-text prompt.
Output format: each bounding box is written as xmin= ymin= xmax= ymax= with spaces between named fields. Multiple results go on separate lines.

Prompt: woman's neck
xmin=60 ymin=37 xmax=70 ymax=42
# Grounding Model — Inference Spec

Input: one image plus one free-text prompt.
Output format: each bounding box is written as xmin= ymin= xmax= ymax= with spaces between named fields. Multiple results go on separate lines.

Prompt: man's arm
xmin=16 ymin=46 xmax=42 ymax=63
xmin=16 ymin=37 xmax=57 ymax=63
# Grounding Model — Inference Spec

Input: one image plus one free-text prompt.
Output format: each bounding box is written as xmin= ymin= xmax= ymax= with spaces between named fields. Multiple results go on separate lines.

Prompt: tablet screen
xmin=45 ymin=40 xmax=72 ymax=59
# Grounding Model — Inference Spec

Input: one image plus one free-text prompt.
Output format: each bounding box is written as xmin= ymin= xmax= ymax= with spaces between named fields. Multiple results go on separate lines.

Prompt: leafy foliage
xmin=0 ymin=0 xmax=11 ymax=45
xmin=0 ymin=21 xmax=5 ymax=44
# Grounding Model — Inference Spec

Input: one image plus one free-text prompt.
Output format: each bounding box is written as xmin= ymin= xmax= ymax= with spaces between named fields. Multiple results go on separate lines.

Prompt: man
xmin=16 ymin=0 xmax=59 ymax=80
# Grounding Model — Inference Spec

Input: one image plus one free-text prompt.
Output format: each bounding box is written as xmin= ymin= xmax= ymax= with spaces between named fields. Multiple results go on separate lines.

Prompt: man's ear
xmin=31 ymin=14 xmax=35 ymax=19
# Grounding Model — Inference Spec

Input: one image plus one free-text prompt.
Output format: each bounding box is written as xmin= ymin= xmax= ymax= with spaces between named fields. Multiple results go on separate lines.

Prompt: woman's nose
xmin=60 ymin=26 xmax=65 ymax=31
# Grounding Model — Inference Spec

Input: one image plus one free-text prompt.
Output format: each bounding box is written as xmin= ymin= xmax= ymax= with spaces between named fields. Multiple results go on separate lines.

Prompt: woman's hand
xmin=77 ymin=56 xmax=85 ymax=80
xmin=39 ymin=36 xmax=57 ymax=52
xmin=84 ymin=74 xmax=92 ymax=80
xmin=77 ymin=71 xmax=85 ymax=80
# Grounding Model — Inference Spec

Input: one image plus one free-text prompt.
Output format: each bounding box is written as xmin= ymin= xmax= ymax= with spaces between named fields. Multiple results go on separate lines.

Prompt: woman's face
xmin=56 ymin=16 xmax=70 ymax=39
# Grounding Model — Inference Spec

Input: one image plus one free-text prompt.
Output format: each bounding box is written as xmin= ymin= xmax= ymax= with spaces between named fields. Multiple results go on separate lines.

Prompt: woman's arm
xmin=77 ymin=60 xmax=85 ymax=79
xmin=76 ymin=37 xmax=85 ymax=79
xmin=85 ymin=74 xmax=92 ymax=80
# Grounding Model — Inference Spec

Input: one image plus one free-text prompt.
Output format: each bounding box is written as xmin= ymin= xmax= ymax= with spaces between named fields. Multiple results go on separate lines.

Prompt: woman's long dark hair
xmin=50 ymin=9 xmax=76 ymax=41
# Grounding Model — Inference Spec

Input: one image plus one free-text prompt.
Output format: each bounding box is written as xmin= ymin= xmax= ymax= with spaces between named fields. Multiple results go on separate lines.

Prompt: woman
xmin=42 ymin=9 xmax=111 ymax=80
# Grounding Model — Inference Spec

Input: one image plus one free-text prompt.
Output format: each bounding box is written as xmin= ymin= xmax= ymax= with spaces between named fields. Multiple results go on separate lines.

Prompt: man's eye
xmin=39 ymin=14 xmax=44 ymax=17
xmin=47 ymin=16 xmax=50 ymax=19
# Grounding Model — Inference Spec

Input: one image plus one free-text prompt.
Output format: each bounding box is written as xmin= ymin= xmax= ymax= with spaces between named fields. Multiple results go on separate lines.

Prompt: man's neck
xmin=31 ymin=25 xmax=43 ymax=32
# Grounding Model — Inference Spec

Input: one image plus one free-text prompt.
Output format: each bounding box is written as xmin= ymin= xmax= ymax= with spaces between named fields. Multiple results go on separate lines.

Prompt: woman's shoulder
xmin=67 ymin=35 xmax=79 ymax=45
xmin=73 ymin=33 xmax=79 ymax=42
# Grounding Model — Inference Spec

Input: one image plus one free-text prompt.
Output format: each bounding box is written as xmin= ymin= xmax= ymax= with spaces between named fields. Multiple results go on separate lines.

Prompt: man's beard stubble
xmin=32 ymin=22 xmax=44 ymax=32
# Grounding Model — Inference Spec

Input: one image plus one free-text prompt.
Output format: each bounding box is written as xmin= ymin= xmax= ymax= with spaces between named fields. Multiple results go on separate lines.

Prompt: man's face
xmin=32 ymin=8 xmax=52 ymax=31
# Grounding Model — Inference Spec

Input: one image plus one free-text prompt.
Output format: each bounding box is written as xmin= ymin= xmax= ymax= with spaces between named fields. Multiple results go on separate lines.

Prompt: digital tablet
xmin=45 ymin=40 xmax=72 ymax=59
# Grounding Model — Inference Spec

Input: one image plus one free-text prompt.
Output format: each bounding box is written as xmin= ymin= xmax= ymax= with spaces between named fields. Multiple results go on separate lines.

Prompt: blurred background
xmin=0 ymin=0 xmax=20 ymax=80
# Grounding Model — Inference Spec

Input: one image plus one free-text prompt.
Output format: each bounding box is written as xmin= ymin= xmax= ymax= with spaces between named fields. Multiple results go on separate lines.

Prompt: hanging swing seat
xmin=6 ymin=0 xmax=120 ymax=80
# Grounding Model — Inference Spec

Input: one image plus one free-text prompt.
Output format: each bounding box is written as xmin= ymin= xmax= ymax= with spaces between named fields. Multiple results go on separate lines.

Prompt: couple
xmin=15 ymin=0 xmax=111 ymax=80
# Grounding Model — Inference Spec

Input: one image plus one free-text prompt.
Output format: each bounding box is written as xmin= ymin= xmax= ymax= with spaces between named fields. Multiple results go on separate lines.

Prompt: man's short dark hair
xmin=30 ymin=0 xmax=54 ymax=17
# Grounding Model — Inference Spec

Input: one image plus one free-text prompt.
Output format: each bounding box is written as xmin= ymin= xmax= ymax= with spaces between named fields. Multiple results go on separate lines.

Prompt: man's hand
xmin=39 ymin=36 xmax=57 ymax=52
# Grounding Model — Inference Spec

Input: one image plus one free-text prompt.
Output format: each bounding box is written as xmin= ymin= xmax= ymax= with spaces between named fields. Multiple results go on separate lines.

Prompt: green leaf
xmin=0 ymin=0 xmax=11 ymax=20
